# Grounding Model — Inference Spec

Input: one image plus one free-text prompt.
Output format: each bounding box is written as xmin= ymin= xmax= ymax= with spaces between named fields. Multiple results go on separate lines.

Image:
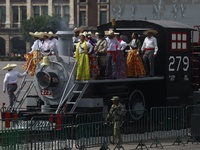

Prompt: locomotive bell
xmin=41 ymin=55 xmax=50 ymax=66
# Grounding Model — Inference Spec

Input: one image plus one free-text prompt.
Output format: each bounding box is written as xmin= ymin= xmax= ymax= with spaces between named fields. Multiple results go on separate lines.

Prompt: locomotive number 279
xmin=169 ymin=56 xmax=189 ymax=72
xmin=41 ymin=89 xmax=51 ymax=95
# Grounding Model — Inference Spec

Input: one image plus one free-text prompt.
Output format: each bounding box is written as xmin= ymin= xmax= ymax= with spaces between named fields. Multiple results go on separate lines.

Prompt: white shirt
xmin=3 ymin=70 xmax=27 ymax=91
xmin=78 ymin=41 xmax=93 ymax=54
xmin=141 ymin=36 xmax=158 ymax=55
xmin=51 ymin=38 xmax=58 ymax=51
xmin=29 ymin=39 xmax=42 ymax=54
xmin=72 ymin=36 xmax=80 ymax=46
xmin=41 ymin=39 xmax=54 ymax=52
xmin=106 ymin=37 xmax=121 ymax=51
xmin=119 ymin=40 xmax=127 ymax=51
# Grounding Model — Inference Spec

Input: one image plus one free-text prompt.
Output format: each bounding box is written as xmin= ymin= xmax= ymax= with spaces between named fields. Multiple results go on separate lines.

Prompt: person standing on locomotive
xmin=72 ymin=27 xmax=83 ymax=52
xmin=40 ymin=32 xmax=55 ymax=53
xmin=22 ymin=31 xmax=43 ymax=76
xmin=94 ymin=31 xmax=108 ymax=79
xmin=105 ymin=30 xmax=121 ymax=79
xmin=115 ymin=32 xmax=127 ymax=79
xmin=48 ymin=31 xmax=58 ymax=55
xmin=86 ymin=31 xmax=99 ymax=80
xmin=127 ymin=32 xmax=145 ymax=77
xmin=141 ymin=29 xmax=158 ymax=77
xmin=75 ymin=33 xmax=93 ymax=81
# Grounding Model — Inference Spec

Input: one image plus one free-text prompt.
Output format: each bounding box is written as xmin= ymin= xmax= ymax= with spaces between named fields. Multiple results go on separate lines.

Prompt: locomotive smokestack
xmin=56 ymin=31 xmax=74 ymax=57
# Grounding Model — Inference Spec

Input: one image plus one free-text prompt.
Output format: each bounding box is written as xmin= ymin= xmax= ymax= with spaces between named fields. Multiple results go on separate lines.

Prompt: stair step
xmin=21 ymin=90 xmax=27 ymax=92
xmin=73 ymin=91 xmax=82 ymax=94
xmin=66 ymin=102 xmax=76 ymax=104
xmin=25 ymin=79 xmax=34 ymax=82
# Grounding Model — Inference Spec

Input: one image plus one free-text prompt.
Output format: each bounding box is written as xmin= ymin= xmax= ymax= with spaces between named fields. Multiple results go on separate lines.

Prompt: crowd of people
xmin=73 ymin=27 xmax=159 ymax=81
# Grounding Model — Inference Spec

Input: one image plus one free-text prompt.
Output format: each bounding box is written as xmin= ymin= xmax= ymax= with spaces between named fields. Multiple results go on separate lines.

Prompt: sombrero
xmin=111 ymin=96 xmax=119 ymax=101
xmin=2 ymin=64 xmax=17 ymax=70
xmin=104 ymin=30 xmax=109 ymax=36
xmin=42 ymin=32 xmax=51 ymax=38
xmin=95 ymin=32 xmax=99 ymax=36
xmin=29 ymin=32 xmax=43 ymax=38
xmin=74 ymin=27 xmax=83 ymax=33
xmin=79 ymin=32 xmax=86 ymax=37
xmin=143 ymin=29 xmax=158 ymax=35
xmin=108 ymin=30 xmax=114 ymax=36
xmin=48 ymin=31 xmax=56 ymax=37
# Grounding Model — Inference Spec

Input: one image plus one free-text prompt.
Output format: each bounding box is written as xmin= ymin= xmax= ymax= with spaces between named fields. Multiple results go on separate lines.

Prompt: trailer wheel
xmin=128 ymin=90 xmax=145 ymax=120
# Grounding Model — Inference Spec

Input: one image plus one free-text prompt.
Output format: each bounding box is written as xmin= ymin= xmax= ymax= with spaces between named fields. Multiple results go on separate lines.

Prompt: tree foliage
xmin=20 ymin=15 xmax=64 ymax=42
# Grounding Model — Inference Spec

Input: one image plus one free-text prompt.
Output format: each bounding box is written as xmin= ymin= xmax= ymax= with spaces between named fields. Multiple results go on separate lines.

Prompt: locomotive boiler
xmin=13 ymin=20 xmax=200 ymax=119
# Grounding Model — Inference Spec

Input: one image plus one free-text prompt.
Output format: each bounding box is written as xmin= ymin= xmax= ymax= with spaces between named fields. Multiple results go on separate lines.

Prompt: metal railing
xmin=1 ymin=105 xmax=200 ymax=149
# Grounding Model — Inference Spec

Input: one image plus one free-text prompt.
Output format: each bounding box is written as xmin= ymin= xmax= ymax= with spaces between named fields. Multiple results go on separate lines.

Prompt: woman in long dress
xmin=126 ymin=32 xmax=145 ymax=77
xmin=22 ymin=32 xmax=43 ymax=76
xmin=75 ymin=33 xmax=93 ymax=81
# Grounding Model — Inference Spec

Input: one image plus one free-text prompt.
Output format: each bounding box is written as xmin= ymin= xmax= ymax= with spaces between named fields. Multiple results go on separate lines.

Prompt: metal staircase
xmin=9 ymin=57 xmax=40 ymax=112
xmin=56 ymin=82 xmax=89 ymax=114
xmin=10 ymin=77 xmax=34 ymax=112
xmin=65 ymin=82 xmax=89 ymax=113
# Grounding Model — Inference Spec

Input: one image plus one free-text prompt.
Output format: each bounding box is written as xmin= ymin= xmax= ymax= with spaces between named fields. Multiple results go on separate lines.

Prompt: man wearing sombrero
xmin=2 ymin=64 xmax=27 ymax=110
xmin=72 ymin=27 xmax=83 ymax=52
xmin=141 ymin=29 xmax=158 ymax=77
xmin=48 ymin=31 xmax=58 ymax=54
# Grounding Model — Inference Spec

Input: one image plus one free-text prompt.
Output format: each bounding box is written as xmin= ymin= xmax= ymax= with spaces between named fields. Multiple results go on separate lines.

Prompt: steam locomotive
xmin=12 ymin=20 xmax=200 ymax=119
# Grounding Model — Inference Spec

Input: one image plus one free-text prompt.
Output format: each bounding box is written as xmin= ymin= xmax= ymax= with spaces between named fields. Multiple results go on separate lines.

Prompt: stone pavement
xmin=83 ymin=139 xmax=200 ymax=150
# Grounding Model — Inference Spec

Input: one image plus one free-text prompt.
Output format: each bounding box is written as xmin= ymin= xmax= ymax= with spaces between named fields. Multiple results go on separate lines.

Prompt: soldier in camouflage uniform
xmin=106 ymin=96 xmax=125 ymax=144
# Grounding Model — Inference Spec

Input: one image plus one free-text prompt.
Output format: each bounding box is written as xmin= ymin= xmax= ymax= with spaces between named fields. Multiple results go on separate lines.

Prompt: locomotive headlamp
xmin=36 ymin=71 xmax=59 ymax=88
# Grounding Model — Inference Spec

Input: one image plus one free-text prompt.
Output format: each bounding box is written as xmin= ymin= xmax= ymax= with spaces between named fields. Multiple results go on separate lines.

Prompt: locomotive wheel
xmin=128 ymin=90 xmax=145 ymax=120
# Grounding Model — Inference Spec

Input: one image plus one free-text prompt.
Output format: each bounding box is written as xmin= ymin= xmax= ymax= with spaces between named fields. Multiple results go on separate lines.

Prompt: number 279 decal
xmin=169 ymin=56 xmax=189 ymax=72
xmin=41 ymin=89 xmax=51 ymax=95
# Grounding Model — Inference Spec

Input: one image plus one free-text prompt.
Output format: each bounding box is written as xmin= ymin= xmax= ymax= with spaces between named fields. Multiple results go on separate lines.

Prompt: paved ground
xmin=83 ymin=139 xmax=200 ymax=150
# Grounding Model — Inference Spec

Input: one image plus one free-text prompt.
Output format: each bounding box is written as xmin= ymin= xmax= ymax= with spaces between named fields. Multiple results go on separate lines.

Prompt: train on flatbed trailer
xmin=2 ymin=19 xmax=200 ymax=120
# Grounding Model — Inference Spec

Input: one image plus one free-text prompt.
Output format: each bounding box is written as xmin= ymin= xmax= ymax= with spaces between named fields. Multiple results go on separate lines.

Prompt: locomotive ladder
xmin=10 ymin=78 xmax=34 ymax=113
xmin=9 ymin=57 xmax=39 ymax=112
xmin=56 ymin=82 xmax=89 ymax=114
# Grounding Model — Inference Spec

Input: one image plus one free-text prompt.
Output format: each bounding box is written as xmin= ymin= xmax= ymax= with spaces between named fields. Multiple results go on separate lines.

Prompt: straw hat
xmin=143 ymin=29 xmax=158 ymax=35
xmin=29 ymin=31 xmax=43 ymax=38
xmin=95 ymin=32 xmax=99 ymax=36
xmin=104 ymin=30 xmax=109 ymax=36
xmin=74 ymin=27 xmax=83 ymax=33
xmin=83 ymin=31 xmax=88 ymax=36
xmin=2 ymin=64 xmax=17 ymax=70
xmin=48 ymin=31 xmax=56 ymax=37
xmin=108 ymin=30 xmax=114 ymax=36
xmin=79 ymin=32 xmax=86 ymax=37
xmin=42 ymin=32 xmax=49 ymax=37
xmin=111 ymin=96 xmax=119 ymax=101
xmin=87 ymin=31 xmax=92 ymax=35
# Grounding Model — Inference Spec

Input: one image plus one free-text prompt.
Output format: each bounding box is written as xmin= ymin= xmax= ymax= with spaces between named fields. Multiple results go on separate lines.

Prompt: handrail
xmin=55 ymin=60 xmax=77 ymax=114
xmin=9 ymin=55 xmax=42 ymax=112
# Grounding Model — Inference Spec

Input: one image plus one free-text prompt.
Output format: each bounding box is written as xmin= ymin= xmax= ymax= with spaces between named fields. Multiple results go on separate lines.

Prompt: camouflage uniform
xmin=106 ymin=101 xmax=125 ymax=143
